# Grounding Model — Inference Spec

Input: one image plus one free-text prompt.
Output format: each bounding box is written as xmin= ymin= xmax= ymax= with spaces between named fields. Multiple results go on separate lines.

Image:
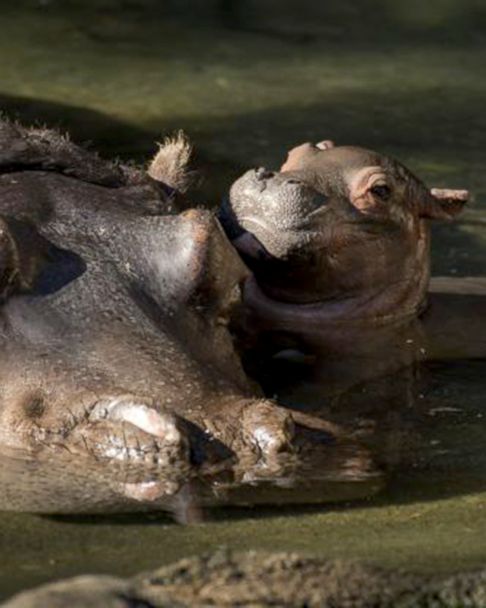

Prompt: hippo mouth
xmin=228 ymin=217 xmax=311 ymax=263
xmin=224 ymin=217 xmax=333 ymax=305
xmin=232 ymin=227 xmax=273 ymax=261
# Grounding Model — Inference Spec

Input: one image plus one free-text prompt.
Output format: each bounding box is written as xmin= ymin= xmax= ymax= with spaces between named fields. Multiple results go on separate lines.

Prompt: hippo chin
xmin=0 ymin=121 xmax=358 ymax=504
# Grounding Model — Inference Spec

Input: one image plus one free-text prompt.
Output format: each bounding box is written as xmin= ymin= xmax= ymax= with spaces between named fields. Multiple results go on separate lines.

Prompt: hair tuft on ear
xmin=147 ymin=131 xmax=198 ymax=194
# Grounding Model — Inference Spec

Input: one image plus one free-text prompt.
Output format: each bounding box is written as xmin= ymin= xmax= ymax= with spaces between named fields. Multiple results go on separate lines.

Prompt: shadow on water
xmin=2 ymin=90 xmax=486 ymax=231
xmin=9 ymin=0 xmax=486 ymax=45
xmin=1 ymin=2 xmax=486 ymax=197
xmin=0 ymin=93 xmax=154 ymax=159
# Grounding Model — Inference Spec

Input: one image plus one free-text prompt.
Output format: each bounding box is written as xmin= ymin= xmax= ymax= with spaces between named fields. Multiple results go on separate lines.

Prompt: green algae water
xmin=1 ymin=0 xmax=486 ymax=601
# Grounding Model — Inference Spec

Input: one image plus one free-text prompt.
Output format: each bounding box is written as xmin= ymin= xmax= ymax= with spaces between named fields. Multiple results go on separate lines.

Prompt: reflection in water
xmin=263 ymin=354 xmax=486 ymax=504
xmin=0 ymin=435 xmax=382 ymax=517
xmin=247 ymin=278 xmax=486 ymax=506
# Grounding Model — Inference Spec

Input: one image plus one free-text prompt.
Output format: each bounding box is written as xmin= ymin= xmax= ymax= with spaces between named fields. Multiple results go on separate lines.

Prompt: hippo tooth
xmin=90 ymin=397 xmax=181 ymax=443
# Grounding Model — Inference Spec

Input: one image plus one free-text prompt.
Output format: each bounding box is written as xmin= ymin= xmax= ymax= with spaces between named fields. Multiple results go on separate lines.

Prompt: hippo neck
xmin=243 ymin=269 xmax=430 ymax=338
xmin=243 ymin=220 xmax=431 ymax=340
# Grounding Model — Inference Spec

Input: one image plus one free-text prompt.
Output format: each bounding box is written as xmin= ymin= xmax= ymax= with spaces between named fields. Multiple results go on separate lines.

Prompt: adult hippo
xmin=0 ymin=122 xmax=374 ymax=510
xmin=220 ymin=140 xmax=481 ymax=392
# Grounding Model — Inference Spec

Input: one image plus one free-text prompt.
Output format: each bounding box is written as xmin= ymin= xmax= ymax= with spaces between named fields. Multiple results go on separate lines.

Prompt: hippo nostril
xmin=255 ymin=167 xmax=274 ymax=181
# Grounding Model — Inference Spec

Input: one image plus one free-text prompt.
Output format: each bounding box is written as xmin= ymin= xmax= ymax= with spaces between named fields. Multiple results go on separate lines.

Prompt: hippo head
xmin=0 ymin=124 xmax=383 ymax=513
xmin=220 ymin=141 xmax=468 ymax=325
xmin=0 ymin=125 xmax=315 ymax=507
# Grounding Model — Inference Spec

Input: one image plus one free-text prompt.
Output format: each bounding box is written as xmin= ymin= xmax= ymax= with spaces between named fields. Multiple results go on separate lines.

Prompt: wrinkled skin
xmin=220 ymin=140 xmax=473 ymax=389
xmin=0 ymin=122 xmax=357 ymax=504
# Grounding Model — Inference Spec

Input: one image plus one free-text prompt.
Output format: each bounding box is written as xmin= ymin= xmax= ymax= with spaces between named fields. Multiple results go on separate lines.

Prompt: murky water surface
xmin=1 ymin=0 xmax=486 ymax=601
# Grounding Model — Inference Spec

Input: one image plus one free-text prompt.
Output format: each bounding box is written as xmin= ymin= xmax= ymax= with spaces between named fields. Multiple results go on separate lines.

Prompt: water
xmin=0 ymin=0 xmax=486 ymax=601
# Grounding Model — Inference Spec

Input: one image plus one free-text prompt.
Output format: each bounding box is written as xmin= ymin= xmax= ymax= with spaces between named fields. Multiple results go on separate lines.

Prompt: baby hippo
xmin=220 ymin=140 xmax=469 ymax=328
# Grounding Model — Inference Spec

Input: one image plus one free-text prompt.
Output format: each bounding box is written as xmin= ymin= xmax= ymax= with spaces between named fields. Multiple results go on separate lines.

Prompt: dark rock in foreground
xmin=4 ymin=550 xmax=486 ymax=607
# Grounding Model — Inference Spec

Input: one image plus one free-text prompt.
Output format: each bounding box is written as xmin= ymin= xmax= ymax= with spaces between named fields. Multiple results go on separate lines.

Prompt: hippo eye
xmin=286 ymin=179 xmax=302 ymax=185
xmin=370 ymin=184 xmax=391 ymax=200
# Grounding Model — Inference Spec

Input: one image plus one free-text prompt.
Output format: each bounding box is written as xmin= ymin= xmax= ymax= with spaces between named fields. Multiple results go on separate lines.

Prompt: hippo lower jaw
xmin=232 ymin=230 xmax=271 ymax=261
xmin=229 ymin=221 xmax=313 ymax=262
xmin=240 ymin=275 xmax=422 ymax=337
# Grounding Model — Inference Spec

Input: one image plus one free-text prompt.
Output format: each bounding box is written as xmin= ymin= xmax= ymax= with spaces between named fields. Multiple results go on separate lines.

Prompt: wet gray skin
xmin=0 ymin=121 xmax=373 ymax=509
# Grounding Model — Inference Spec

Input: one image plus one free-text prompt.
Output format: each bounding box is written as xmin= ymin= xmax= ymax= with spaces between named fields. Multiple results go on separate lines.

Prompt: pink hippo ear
xmin=315 ymin=140 xmax=335 ymax=150
xmin=281 ymin=140 xmax=335 ymax=172
xmin=420 ymin=188 xmax=469 ymax=220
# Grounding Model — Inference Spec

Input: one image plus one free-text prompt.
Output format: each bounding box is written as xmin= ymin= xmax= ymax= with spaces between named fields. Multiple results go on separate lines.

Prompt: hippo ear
xmin=420 ymin=188 xmax=469 ymax=220
xmin=281 ymin=142 xmax=317 ymax=171
xmin=148 ymin=131 xmax=198 ymax=194
xmin=181 ymin=209 xmax=250 ymax=324
xmin=281 ymin=140 xmax=335 ymax=171
xmin=315 ymin=140 xmax=335 ymax=150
